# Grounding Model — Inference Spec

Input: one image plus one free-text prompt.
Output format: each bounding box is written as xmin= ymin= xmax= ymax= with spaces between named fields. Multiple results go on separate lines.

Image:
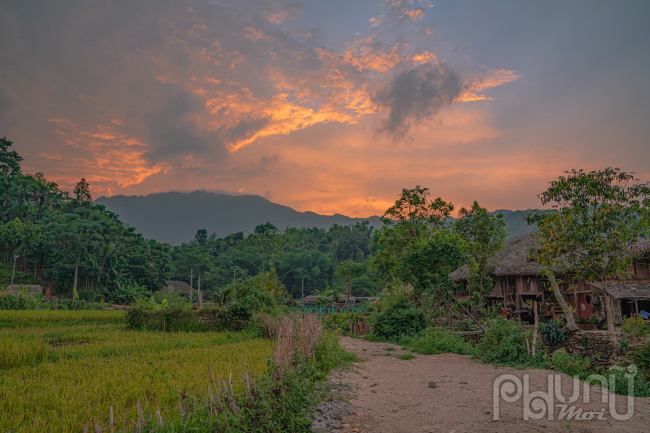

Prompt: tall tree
xmin=73 ymin=178 xmax=92 ymax=205
xmin=527 ymin=168 xmax=650 ymax=345
xmin=0 ymin=137 xmax=23 ymax=175
xmin=453 ymin=201 xmax=507 ymax=303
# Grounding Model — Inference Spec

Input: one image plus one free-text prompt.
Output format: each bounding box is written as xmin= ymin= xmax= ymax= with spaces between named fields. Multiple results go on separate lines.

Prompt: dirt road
xmin=333 ymin=336 xmax=650 ymax=433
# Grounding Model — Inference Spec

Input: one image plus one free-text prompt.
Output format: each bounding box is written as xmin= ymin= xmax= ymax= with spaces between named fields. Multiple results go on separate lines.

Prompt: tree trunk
xmin=602 ymin=277 xmax=619 ymax=350
xmin=545 ymin=271 xmax=578 ymax=331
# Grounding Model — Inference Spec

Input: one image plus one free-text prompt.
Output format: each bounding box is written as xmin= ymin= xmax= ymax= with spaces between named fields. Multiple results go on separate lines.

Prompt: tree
xmin=382 ymin=185 xmax=453 ymax=239
xmin=194 ymin=228 xmax=208 ymax=245
xmin=454 ymin=201 xmax=507 ymax=302
xmin=527 ymin=168 xmax=650 ymax=345
xmin=73 ymin=178 xmax=92 ymax=205
xmin=335 ymin=260 xmax=368 ymax=308
xmin=0 ymin=137 xmax=23 ymax=175
xmin=377 ymin=186 xmax=454 ymax=278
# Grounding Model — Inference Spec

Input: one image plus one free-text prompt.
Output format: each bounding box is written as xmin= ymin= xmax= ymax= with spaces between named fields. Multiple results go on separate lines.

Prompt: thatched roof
xmin=162 ymin=280 xmax=192 ymax=293
xmin=302 ymin=295 xmax=354 ymax=302
xmin=3 ymin=284 xmax=43 ymax=294
xmin=587 ymin=282 xmax=650 ymax=300
xmin=449 ymin=231 xmax=559 ymax=281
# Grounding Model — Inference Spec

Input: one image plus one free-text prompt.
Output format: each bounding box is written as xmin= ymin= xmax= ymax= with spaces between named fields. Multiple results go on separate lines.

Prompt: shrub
xmin=369 ymin=298 xmax=425 ymax=341
xmin=541 ymin=320 xmax=566 ymax=346
xmin=403 ymin=327 xmax=475 ymax=356
xmin=452 ymin=318 xmax=480 ymax=332
xmin=474 ymin=318 xmax=536 ymax=365
xmin=125 ymin=306 xmax=241 ymax=332
xmin=630 ymin=343 xmax=650 ymax=378
xmin=550 ymin=348 xmax=591 ymax=377
xmin=622 ymin=316 xmax=649 ymax=338
xmin=397 ymin=354 xmax=415 ymax=360
xmin=0 ymin=290 xmax=51 ymax=310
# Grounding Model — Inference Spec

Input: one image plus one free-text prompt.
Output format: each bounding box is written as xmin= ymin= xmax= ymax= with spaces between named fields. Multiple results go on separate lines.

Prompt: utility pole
xmin=301 ymin=277 xmax=304 ymax=301
xmin=233 ymin=268 xmax=237 ymax=295
xmin=10 ymin=255 xmax=19 ymax=286
xmin=198 ymin=272 xmax=202 ymax=308
xmin=190 ymin=267 xmax=193 ymax=305
xmin=73 ymin=264 xmax=79 ymax=300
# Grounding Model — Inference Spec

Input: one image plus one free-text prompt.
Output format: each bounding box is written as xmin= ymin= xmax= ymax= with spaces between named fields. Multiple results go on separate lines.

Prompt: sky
xmin=1 ymin=0 xmax=649 ymax=217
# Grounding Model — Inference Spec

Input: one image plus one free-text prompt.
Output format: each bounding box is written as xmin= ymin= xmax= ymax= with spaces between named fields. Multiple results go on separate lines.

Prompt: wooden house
xmin=449 ymin=231 xmax=650 ymax=324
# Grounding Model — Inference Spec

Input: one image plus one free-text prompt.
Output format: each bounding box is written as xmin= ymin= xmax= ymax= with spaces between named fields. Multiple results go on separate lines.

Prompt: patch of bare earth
xmin=332 ymin=336 xmax=650 ymax=433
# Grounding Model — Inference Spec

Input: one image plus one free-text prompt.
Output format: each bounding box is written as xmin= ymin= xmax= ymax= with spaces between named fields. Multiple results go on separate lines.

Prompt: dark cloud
xmin=374 ymin=63 xmax=463 ymax=139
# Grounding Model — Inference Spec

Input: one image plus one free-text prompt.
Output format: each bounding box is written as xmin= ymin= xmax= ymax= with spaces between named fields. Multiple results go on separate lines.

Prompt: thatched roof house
xmin=587 ymin=282 xmax=650 ymax=301
xmin=449 ymin=232 xmax=559 ymax=282
xmin=162 ymin=281 xmax=192 ymax=294
xmin=3 ymin=284 xmax=43 ymax=295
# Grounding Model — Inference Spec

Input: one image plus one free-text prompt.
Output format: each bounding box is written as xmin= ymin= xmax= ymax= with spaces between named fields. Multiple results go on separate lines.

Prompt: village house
xmin=449 ymin=231 xmax=650 ymax=326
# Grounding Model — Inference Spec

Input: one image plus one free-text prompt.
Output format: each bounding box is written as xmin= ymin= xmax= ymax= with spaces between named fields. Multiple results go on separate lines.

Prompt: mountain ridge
xmin=94 ymin=191 xmax=539 ymax=245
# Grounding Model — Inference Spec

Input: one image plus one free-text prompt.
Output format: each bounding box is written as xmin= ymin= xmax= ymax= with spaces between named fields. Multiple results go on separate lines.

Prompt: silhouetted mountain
xmin=94 ymin=191 xmax=383 ymax=245
xmin=95 ymin=191 xmax=541 ymax=245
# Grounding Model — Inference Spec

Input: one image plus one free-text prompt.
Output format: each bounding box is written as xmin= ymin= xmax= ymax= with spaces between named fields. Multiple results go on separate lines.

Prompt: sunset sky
xmin=1 ymin=0 xmax=649 ymax=216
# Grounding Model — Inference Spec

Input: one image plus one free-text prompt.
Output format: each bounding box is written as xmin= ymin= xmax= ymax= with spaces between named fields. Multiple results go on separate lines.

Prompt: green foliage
xmin=454 ymin=201 xmax=507 ymax=297
xmin=125 ymin=306 xmax=252 ymax=332
xmin=622 ymin=316 xmax=649 ymax=338
xmin=323 ymin=311 xmax=365 ymax=332
xmin=474 ymin=318 xmax=536 ymax=365
xmin=550 ymin=348 xmax=592 ymax=377
xmin=0 ymin=289 xmax=50 ymax=310
xmin=403 ymin=327 xmax=475 ymax=355
xmin=630 ymin=343 xmax=650 ymax=378
xmin=541 ymin=320 xmax=567 ymax=346
xmin=452 ymin=318 xmax=480 ymax=332
xmin=527 ymin=168 xmax=650 ymax=286
xmin=369 ymin=297 xmax=426 ymax=340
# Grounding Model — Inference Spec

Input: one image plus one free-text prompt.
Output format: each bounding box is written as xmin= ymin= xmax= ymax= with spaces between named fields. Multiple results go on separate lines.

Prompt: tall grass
xmin=402 ymin=327 xmax=476 ymax=355
xmin=0 ymin=320 xmax=270 ymax=433
xmin=0 ymin=335 xmax=49 ymax=369
xmin=0 ymin=310 xmax=124 ymax=327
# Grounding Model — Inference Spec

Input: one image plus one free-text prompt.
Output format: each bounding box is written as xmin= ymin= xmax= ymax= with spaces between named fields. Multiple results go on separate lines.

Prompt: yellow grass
xmin=0 ymin=312 xmax=271 ymax=432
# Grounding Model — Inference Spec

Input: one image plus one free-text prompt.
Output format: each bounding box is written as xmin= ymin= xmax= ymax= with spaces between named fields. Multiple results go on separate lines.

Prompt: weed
xmin=397 ymin=354 xmax=415 ymax=360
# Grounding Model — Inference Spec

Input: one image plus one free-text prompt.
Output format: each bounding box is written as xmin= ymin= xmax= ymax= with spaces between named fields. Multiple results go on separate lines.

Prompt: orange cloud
xmin=46 ymin=119 xmax=169 ymax=195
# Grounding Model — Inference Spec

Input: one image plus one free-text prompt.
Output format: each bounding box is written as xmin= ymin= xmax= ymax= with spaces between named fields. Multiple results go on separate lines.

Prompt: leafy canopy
xmin=526 ymin=168 xmax=650 ymax=281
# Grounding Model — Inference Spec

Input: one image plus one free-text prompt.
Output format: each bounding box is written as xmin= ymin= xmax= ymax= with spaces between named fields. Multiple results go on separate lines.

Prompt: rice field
xmin=0 ymin=311 xmax=271 ymax=432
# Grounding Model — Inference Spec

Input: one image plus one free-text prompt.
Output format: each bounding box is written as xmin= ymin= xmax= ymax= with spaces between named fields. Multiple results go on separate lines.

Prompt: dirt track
xmin=333 ymin=336 xmax=650 ymax=433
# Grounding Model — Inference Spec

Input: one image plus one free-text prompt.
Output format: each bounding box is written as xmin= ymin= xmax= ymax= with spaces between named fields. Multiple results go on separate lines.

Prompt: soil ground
xmin=333 ymin=336 xmax=650 ymax=433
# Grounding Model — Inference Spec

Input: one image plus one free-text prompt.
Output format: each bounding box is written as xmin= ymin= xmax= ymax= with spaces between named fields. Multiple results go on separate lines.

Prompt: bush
xmin=541 ymin=320 xmax=566 ymax=346
xmin=54 ymin=300 xmax=103 ymax=310
xmin=403 ymin=327 xmax=475 ymax=355
xmin=622 ymin=316 xmax=649 ymax=338
xmin=0 ymin=291 xmax=51 ymax=310
xmin=369 ymin=298 xmax=425 ymax=341
xmin=474 ymin=318 xmax=538 ymax=366
xmin=550 ymin=348 xmax=591 ymax=377
xmin=125 ymin=305 xmax=251 ymax=332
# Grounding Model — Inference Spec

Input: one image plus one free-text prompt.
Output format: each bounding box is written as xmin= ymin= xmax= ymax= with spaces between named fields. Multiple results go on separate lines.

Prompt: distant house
xmin=3 ymin=284 xmax=43 ymax=295
xmin=301 ymin=295 xmax=356 ymax=306
xmin=162 ymin=281 xmax=192 ymax=294
xmin=449 ymin=231 xmax=650 ymax=324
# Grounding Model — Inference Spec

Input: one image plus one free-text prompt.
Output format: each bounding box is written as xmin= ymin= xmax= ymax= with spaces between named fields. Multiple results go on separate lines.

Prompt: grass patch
xmin=403 ymin=327 xmax=476 ymax=356
xmin=0 ymin=316 xmax=270 ymax=433
xmin=397 ymin=354 xmax=415 ymax=360
xmin=0 ymin=310 xmax=124 ymax=328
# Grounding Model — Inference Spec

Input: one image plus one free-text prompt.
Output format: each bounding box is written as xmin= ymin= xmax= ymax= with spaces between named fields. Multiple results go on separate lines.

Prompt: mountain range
xmin=94 ymin=191 xmax=539 ymax=245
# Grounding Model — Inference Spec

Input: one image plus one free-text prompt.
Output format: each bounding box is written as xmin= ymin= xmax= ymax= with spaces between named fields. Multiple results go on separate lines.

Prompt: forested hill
xmin=95 ymin=191 xmax=539 ymax=245
xmin=95 ymin=191 xmax=384 ymax=245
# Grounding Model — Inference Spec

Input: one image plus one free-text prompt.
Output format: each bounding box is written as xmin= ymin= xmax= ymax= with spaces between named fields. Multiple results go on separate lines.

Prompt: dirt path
xmin=333 ymin=336 xmax=650 ymax=433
